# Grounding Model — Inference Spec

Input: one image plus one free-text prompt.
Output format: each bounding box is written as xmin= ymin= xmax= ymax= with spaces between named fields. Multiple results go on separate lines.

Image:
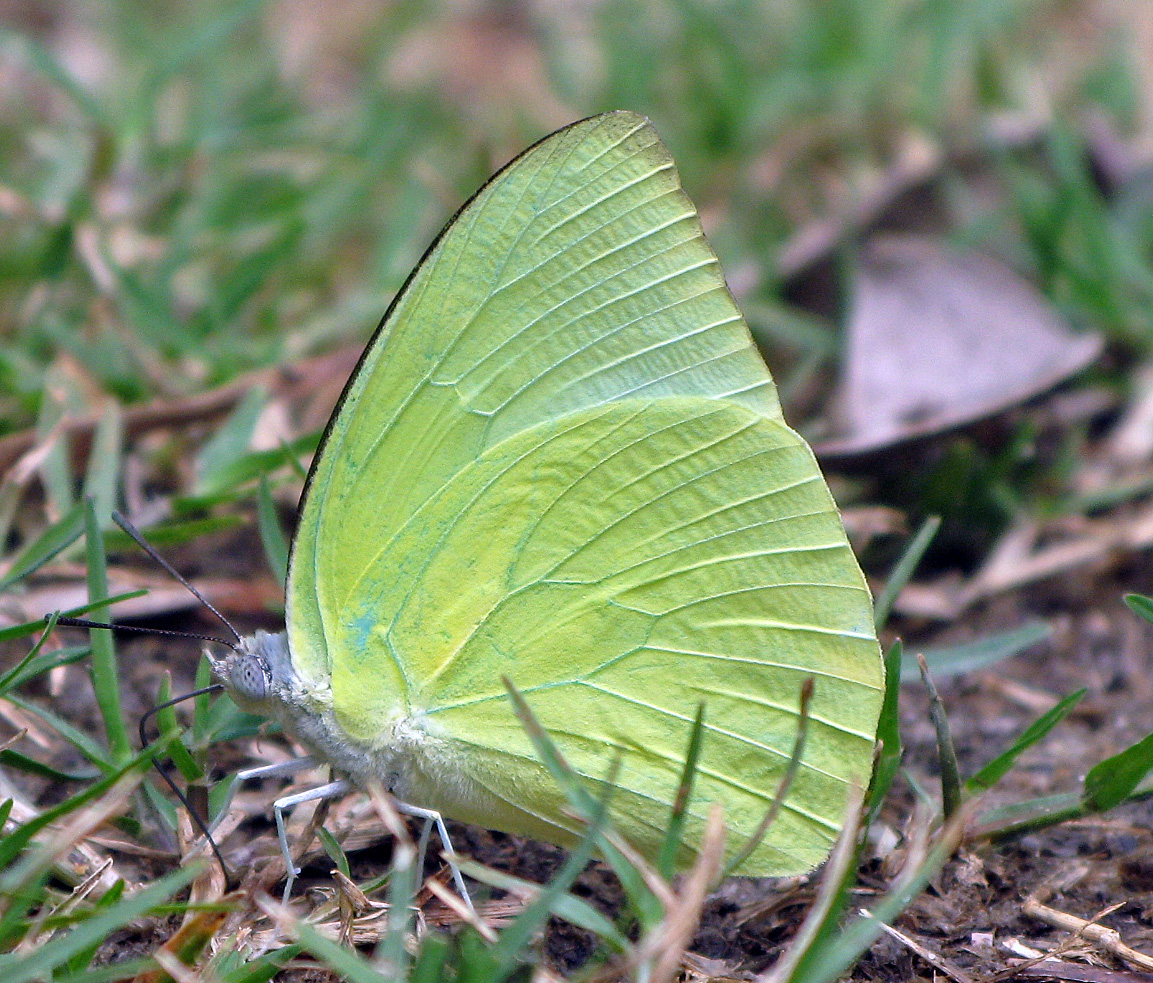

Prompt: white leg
xmin=237 ymin=763 xmax=473 ymax=909
xmin=237 ymin=756 xmax=318 ymax=781
xmin=271 ymin=779 xmax=352 ymax=902
xmin=395 ymin=800 xmax=473 ymax=911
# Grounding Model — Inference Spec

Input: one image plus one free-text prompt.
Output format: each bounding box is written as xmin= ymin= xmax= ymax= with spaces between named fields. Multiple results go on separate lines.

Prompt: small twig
xmin=1023 ymin=897 xmax=1153 ymax=973
xmin=868 ymin=915 xmax=975 ymax=983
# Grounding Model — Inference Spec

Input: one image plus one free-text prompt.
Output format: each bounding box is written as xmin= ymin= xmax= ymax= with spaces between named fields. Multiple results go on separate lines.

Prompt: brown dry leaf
xmin=817 ymin=236 xmax=1103 ymax=457
xmin=132 ymin=903 xmax=232 ymax=983
xmin=9 ymin=571 xmax=283 ymax=627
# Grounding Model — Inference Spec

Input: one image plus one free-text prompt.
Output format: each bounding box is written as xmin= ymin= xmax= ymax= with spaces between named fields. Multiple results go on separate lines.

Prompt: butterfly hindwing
xmin=326 ymin=398 xmax=879 ymax=872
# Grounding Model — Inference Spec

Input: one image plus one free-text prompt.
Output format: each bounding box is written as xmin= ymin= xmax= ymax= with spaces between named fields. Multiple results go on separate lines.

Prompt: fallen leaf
xmin=817 ymin=236 xmax=1103 ymax=457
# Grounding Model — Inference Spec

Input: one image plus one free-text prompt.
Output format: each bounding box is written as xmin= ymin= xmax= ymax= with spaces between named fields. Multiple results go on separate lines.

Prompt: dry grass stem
xmin=870 ymin=917 xmax=976 ymax=983
xmin=1022 ymin=898 xmax=1153 ymax=973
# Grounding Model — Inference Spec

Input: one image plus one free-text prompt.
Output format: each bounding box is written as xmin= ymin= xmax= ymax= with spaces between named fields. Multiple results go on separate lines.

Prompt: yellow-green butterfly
xmin=213 ymin=111 xmax=883 ymax=891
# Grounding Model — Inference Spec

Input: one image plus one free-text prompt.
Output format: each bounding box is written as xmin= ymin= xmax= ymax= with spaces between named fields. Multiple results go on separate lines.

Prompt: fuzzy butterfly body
xmin=217 ymin=111 xmax=884 ymax=875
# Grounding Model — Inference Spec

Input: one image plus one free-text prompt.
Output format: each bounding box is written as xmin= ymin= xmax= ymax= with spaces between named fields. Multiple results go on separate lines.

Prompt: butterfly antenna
xmin=111 ymin=510 xmax=243 ymax=645
xmin=54 ymin=617 xmax=240 ymax=652
xmin=140 ymin=686 xmax=233 ymax=888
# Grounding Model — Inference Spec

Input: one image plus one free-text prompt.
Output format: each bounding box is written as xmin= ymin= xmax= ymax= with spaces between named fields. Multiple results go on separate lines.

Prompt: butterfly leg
xmin=394 ymin=800 xmax=473 ymax=912
xmin=270 ymin=778 xmax=353 ymax=902
xmin=237 ymin=756 xmax=319 ymax=781
xmin=207 ymin=760 xmax=318 ymax=836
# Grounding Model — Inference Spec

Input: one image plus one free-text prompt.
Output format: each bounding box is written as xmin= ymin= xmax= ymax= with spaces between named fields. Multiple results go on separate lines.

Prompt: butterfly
xmin=211 ymin=111 xmax=883 ymax=893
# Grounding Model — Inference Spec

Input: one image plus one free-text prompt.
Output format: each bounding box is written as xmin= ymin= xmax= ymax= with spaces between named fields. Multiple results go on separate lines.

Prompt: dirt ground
xmin=14 ymin=504 xmax=1145 ymax=981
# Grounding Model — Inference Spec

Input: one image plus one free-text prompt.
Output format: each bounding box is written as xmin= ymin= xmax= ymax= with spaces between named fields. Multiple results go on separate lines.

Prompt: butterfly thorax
xmin=210 ymin=630 xmax=449 ymax=799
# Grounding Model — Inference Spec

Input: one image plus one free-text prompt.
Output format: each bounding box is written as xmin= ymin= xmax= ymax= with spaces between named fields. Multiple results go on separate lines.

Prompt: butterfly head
xmin=207 ymin=629 xmax=295 ymax=715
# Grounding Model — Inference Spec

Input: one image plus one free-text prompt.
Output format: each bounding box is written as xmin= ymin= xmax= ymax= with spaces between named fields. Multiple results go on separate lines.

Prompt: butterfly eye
xmin=231 ymin=658 xmax=269 ymax=703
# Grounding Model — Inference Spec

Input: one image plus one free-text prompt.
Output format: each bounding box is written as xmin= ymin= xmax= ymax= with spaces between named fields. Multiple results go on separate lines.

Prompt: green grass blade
xmin=867 ymin=641 xmax=904 ymax=821
xmin=657 ymin=702 xmax=705 ymax=879
xmin=317 ymin=826 xmax=350 ymax=879
xmin=459 ymin=860 xmax=628 ymax=948
xmin=0 ymin=501 xmax=86 ymax=592
xmin=0 ymin=749 xmax=100 ymax=783
xmin=102 ymin=515 xmax=248 ymax=552
xmin=62 ymin=879 xmax=126 ymax=975
xmin=1124 ymin=592 xmax=1153 ymax=625
xmin=84 ymin=497 xmax=132 ymax=764
xmin=258 ymin=475 xmax=289 ymax=587
xmin=155 ymin=673 xmax=204 ymax=783
xmin=918 ymin=654 xmax=961 ymax=817
xmin=5 ymin=693 xmax=113 ymax=771
xmin=82 ymin=401 xmax=123 ymax=529
xmin=0 ymin=865 xmax=199 ymax=983
xmin=902 ymin=620 xmax=1051 ymax=683
xmin=195 ymin=387 xmax=267 ymax=496
xmin=789 ymin=812 xmax=969 ymax=983
xmin=488 ymin=784 xmax=613 ymax=979
xmin=215 ymin=944 xmax=302 ymax=983
xmin=874 ymin=515 xmax=940 ymax=629
xmin=0 ymin=590 xmax=146 ymax=644
xmin=176 ymin=431 xmax=321 ymax=505
xmin=502 ymin=678 xmax=659 ymax=924
xmin=51 ymin=958 xmax=158 ymax=983
xmin=966 ymin=689 xmax=1086 ymax=793
xmin=1083 ymin=729 xmax=1153 ymax=813
xmin=409 ymin=934 xmax=453 ymax=983
xmin=0 ymin=28 xmax=105 ymax=121
xmin=0 ymin=749 xmax=153 ymax=876
xmin=0 ymin=612 xmax=61 ymax=694
xmin=287 ymin=916 xmax=387 ymax=983
xmin=1 ymin=644 xmax=89 ymax=693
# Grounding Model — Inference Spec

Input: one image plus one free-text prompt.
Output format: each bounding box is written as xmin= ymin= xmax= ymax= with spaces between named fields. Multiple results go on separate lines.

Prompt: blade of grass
xmin=902 ymin=621 xmax=1051 ymax=683
xmin=0 ymin=29 xmax=105 ymax=121
xmin=0 ymin=865 xmax=199 ymax=983
xmin=867 ymin=640 xmax=904 ymax=821
xmin=257 ymin=475 xmax=289 ymax=588
xmin=458 ymin=860 xmax=628 ymax=947
xmin=966 ymin=689 xmax=1085 ymax=793
xmin=195 ymin=387 xmax=266 ymax=496
xmin=0 ymin=750 xmax=155 ymax=885
xmin=918 ymin=653 xmax=961 ymax=817
xmin=503 ymin=677 xmax=661 ymax=926
xmin=257 ymin=897 xmax=387 ymax=983
xmin=61 ymin=879 xmax=127 ymax=976
xmin=4 ymin=693 xmax=113 ymax=771
xmin=82 ymin=401 xmax=123 ymax=529
xmin=155 ymin=673 xmax=204 ymax=784
xmin=0 ymin=750 xmax=100 ymax=783
xmin=488 ymin=776 xmax=616 ymax=980
xmin=175 ymin=431 xmax=321 ymax=507
xmin=0 ymin=645 xmax=89 ymax=695
xmin=874 ymin=515 xmax=940 ymax=629
xmin=0 ymin=612 xmax=61 ymax=694
xmin=84 ymin=497 xmax=132 ymax=764
xmin=1124 ymin=592 xmax=1153 ymax=625
xmin=657 ymin=702 xmax=705 ymax=879
xmin=0 ymin=500 xmax=86 ymax=591
xmin=215 ymin=944 xmax=302 ymax=983
xmin=1083 ymin=729 xmax=1153 ymax=813
xmin=759 ymin=785 xmax=866 ymax=983
xmin=724 ymin=678 xmax=813 ymax=878
xmin=0 ymin=591 xmax=147 ymax=645
xmin=786 ymin=805 xmax=974 ymax=983
xmin=368 ymin=784 xmax=417 ymax=981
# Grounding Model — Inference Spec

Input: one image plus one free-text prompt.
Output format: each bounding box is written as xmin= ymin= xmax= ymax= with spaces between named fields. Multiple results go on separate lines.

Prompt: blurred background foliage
xmin=0 ymin=0 xmax=1143 ymax=427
